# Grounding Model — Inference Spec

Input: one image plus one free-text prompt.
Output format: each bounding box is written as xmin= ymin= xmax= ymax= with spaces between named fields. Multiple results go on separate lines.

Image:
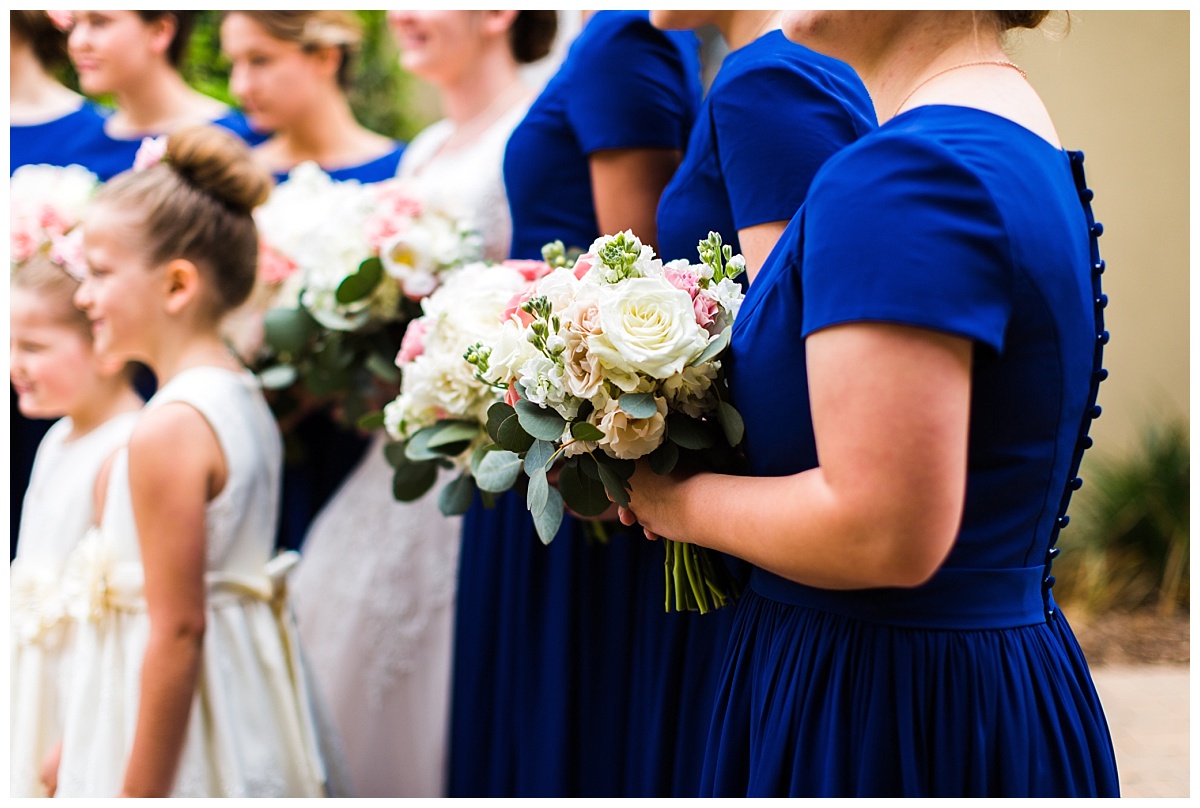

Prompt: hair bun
xmin=166 ymin=124 xmax=272 ymax=213
xmin=993 ymin=11 xmax=1053 ymax=31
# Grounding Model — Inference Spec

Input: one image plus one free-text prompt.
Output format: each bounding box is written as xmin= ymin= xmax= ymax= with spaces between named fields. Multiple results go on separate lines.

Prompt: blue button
xmin=1070 ymin=477 xmax=1084 ymax=490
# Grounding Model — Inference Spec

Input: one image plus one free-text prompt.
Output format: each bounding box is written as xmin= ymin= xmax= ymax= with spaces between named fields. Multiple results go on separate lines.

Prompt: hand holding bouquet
xmin=463 ymin=231 xmax=747 ymax=612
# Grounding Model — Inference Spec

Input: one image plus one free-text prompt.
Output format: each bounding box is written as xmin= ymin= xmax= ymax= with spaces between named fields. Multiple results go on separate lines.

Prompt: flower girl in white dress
xmin=289 ymin=11 xmax=558 ymax=797
xmin=51 ymin=126 xmax=330 ymax=797
xmin=9 ymin=250 xmax=143 ymax=797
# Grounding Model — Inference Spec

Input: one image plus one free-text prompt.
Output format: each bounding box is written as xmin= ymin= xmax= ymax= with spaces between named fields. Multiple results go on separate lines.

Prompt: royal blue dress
xmin=633 ymin=30 xmax=875 ymax=797
xmin=656 ymin=30 xmax=875 ymax=263
xmin=271 ymin=142 xmax=406 ymax=553
xmin=705 ymin=106 xmax=1119 ymax=797
xmin=448 ymin=11 xmax=701 ymax=797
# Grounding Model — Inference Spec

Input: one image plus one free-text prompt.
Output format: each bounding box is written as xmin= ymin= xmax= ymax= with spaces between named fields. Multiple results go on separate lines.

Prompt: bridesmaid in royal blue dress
xmin=621 ymin=10 xmax=876 ymax=796
xmin=619 ymin=10 xmax=1119 ymax=797
xmin=221 ymin=11 xmax=405 ymax=552
xmin=448 ymin=10 xmax=701 ymax=797
xmin=65 ymin=11 xmax=267 ymax=170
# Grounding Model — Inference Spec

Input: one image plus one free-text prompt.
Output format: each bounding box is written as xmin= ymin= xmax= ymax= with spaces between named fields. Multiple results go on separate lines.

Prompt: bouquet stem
xmin=663 ymin=539 xmax=740 ymax=614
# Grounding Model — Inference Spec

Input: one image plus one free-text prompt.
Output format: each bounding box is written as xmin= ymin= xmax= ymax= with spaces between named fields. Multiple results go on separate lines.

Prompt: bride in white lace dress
xmin=289 ymin=11 xmax=560 ymax=797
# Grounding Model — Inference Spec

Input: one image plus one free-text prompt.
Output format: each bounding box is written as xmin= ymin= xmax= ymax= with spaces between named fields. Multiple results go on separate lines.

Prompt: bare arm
xmin=622 ymin=322 xmax=972 ymax=589
xmin=737 ymin=220 xmax=789 ymax=282
xmin=589 ymin=147 xmax=682 ymax=253
xmin=120 ymin=404 xmax=225 ymax=797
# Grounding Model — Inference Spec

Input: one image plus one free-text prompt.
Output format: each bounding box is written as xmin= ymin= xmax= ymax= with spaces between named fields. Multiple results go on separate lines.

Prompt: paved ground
xmin=1091 ymin=664 xmax=1190 ymax=797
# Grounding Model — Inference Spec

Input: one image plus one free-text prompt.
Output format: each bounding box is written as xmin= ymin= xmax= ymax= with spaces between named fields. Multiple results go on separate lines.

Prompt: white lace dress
xmin=10 ymin=412 xmax=138 ymax=797
xmin=54 ymin=367 xmax=332 ymax=797
xmin=289 ymin=96 xmax=530 ymax=797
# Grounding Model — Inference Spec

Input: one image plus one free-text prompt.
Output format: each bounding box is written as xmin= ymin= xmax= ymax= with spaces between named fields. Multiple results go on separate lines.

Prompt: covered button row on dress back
xmin=1042 ymin=150 xmax=1108 ymax=620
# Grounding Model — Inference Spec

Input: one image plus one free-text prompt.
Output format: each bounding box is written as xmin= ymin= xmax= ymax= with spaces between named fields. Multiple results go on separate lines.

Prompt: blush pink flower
xmin=693 ymin=293 xmax=720 ymax=328
xmin=501 ymin=259 xmax=553 ymax=283
xmin=572 ymin=253 xmax=596 ymax=280
xmin=664 ymin=263 xmax=701 ymax=297
xmin=45 ymin=10 xmax=74 ymax=31
xmin=133 ymin=136 xmax=169 ymax=172
xmin=11 ymin=228 xmax=40 ymax=264
xmin=396 ymin=318 xmax=431 ymax=365
xmin=49 ymin=230 xmax=88 ymax=281
xmin=502 ymin=287 xmax=537 ymax=327
xmin=258 ymin=244 xmax=298 ymax=285
xmin=504 ymin=384 xmax=521 ymax=408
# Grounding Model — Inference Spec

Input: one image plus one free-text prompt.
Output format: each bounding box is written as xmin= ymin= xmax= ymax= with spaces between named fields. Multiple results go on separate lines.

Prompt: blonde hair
xmin=11 ymin=254 xmax=90 ymax=336
xmin=94 ymin=124 xmax=273 ymax=318
xmin=226 ymin=11 xmax=363 ymax=90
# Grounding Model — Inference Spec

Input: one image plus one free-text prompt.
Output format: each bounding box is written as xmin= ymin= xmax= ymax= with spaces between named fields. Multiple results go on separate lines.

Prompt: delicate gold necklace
xmin=893 ymin=60 xmax=1027 ymax=118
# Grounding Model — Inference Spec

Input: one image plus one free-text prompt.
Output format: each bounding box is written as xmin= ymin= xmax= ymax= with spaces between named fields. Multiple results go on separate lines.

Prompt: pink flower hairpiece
xmin=49 ymin=229 xmax=88 ymax=282
xmin=45 ymin=10 xmax=74 ymax=32
xmin=133 ymin=136 xmax=169 ymax=172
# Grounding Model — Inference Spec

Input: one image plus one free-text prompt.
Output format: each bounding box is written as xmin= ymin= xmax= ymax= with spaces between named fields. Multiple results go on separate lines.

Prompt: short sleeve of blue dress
xmin=656 ymin=32 xmax=874 ymax=263
xmin=801 ymin=131 xmax=1013 ymax=350
xmin=503 ymin=10 xmax=700 ymax=258
xmin=10 ymin=102 xmax=135 ymax=180
xmin=212 ymin=109 xmax=271 ymax=148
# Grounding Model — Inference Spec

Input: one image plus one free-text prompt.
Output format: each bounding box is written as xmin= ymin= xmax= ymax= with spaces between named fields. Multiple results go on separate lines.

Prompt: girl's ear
xmin=310 ymin=43 xmax=343 ymax=83
xmin=481 ymin=10 xmax=519 ymax=37
xmin=146 ymin=13 xmax=178 ymax=62
xmin=163 ymin=258 xmax=202 ymax=316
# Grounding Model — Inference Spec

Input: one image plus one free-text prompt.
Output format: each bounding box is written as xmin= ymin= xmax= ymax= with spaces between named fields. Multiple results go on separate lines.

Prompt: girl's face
xmin=221 ymin=13 xmax=334 ymax=132
xmin=74 ymin=204 xmax=163 ymax=363
xmin=386 ymin=11 xmax=486 ymax=86
xmin=10 ymin=287 xmax=102 ymax=420
xmin=67 ymin=10 xmax=167 ymax=96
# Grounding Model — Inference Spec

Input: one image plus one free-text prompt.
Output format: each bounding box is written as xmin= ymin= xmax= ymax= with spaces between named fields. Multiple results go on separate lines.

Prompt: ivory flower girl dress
xmin=54 ymin=367 xmax=330 ymax=797
xmin=10 ymin=411 xmax=138 ymax=797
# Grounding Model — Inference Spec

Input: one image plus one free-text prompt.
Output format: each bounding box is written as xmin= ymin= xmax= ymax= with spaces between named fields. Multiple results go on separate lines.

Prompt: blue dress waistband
xmin=748 ymin=564 xmax=1052 ymax=630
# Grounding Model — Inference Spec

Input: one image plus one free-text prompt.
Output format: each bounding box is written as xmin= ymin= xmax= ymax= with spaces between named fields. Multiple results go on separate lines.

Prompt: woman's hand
xmin=39 ymin=738 xmax=62 ymax=797
xmin=614 ymin=459 xmax=693 ymax=541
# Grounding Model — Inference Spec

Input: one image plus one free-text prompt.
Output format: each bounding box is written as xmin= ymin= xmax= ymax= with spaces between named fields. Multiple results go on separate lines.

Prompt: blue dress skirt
xmin=448 ymin=11 xmax=706 ymax=797
xmin=703 ymin=106 xmax=1119 ymax=796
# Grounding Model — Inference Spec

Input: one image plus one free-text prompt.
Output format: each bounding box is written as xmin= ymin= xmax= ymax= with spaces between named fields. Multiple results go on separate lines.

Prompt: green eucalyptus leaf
xmin=528 ymin=467 xmax=550 ymax=516
xmin=532 ymin=486 xmax=564 ymax=545
xmin=717 ymin=401 xmax=745 ymax=447
xmin=596 ymin=460 xmax=630 ymax=508
xmin=263 ymin=307 xmax=319 ymax=356
xmin=258 ymin=364 xmax=298 ymax=390
xmin=392 ymin=458 xmax=438 ymax=501
xmin=475 ymin=450 xmax=522 ymax=492
xmin=558 ymin=460 xmax=612 ymax=517
xmin=486 ymin=401 xmax=516 ymax=443
xmin=426 ymin=420 xmax=482 ymax=450
xmin=577 ymin=451 xmax=602 ymax=481
xmin=336 ymin=255 xmax=384 ymax=304
xmin=524 ymin=439 xmax=556 ymax=475
xmin=496 ymin=412 xmax=536 ymax=454
xmin=618 ymin=393 xmax=658 ymax=419
xmin=438 ymin=472 xmax=476 ymax=516
xmin=667 ymin=413 xmax=716 ymax=450
xmin=571 ymin=421 xmax=606 ymax=442
xmin=405 ymin=427 xmax=445 ymax=461
xmin=469 ymin=441 xmax=498 ymax=476
xmin=515 ymin=398 xmax=568 ymax=441
xmin=357 ymin=410 xmax=387 ymax=432
xmin=366 ymin=351 xmax=400 ymax=383
xmin=691 ymin=328 xmax=731 ymax=367
xmin=383 ymin=440 xmax=409 ymax=468
xmin=648 ymin=440 xmax=679 ymax=476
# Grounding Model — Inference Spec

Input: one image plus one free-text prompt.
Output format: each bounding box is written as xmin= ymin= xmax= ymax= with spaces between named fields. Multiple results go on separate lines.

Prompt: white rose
xmin=662 ymin=361 xmax=719 ymax=419
xmin=588 ymin=277 xmax=709 ymax=380
xmin=597 ymin=393 xmax=668 ymax=460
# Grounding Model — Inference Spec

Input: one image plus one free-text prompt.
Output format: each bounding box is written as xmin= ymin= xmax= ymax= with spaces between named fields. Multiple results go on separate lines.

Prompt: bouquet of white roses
xmin=466 ymin=231 xmax=747 ymax=612
xmin=10 ymin=163 xmax=99 ymax=274
xmin=381 ymin=258 xmax=552 ymax=514
xmin=248 ymin=162 xmax=483 ymax=424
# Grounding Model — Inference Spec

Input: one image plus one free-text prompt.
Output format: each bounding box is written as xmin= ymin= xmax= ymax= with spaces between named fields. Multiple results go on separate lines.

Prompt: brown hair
xmin=510 ymin=11 xmax=557 ymax=64
xmin=135 ymin=11 xmax=197 ymax=68
xmin=10 ymin=11 xmax=69 ymax=71
xmin=95 ymin=124 xmax=273 ymax=318
xmin=11 ymin=254 xmax=91 ymax=336
xmin=224 ymin=11 xmax=363 ymax=90
xmin=990 ymin=11 xmax=1053 ymax=31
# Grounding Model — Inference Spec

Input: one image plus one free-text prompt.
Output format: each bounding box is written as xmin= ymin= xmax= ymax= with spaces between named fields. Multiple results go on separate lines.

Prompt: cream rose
xmin=597 ymin=393 xmax=668 ymax=460
xmin=588 ymin=276 xmax=709 ymax=380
